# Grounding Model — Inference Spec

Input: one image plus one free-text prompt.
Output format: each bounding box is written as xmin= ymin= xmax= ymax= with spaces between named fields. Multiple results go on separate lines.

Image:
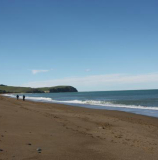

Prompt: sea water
xmin=4 ymin=90 xmax=158 ymax=118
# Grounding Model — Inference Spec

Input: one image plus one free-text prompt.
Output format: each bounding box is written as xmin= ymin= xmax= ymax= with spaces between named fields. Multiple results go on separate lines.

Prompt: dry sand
xmin=0 ymin=95 xmax=158 ymax=160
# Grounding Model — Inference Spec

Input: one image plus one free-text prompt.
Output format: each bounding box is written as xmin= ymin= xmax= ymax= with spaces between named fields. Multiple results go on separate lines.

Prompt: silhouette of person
xmin=23 ymin=95 xmax=25 ymax=101
xmin=17 ymin=95 xmax=19 ymax=100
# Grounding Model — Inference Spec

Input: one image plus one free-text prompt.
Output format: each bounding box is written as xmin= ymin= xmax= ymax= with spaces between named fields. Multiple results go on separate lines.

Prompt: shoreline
xmin=2 ymin=93 xmax=158 ymax=119
xmin=0 ymin=95 xmax=158 ymax=159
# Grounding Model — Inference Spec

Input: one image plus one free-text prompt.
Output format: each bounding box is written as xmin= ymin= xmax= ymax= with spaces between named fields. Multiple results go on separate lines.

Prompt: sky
xmin=0 ymin=0 xmax=158 ymax=91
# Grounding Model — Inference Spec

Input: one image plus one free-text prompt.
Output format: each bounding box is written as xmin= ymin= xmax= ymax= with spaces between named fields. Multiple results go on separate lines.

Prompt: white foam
xmin=58 ymin=100 xmax=158 ymax=110
xmin=26 ymin=96 xmax=53 ymax=102
xmin=3 ymin=94 xmax=16 ymax=98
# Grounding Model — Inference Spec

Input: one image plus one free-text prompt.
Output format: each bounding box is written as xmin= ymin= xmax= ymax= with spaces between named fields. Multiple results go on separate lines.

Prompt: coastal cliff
xmin=0 ymin=85 xmax=78 ymax=93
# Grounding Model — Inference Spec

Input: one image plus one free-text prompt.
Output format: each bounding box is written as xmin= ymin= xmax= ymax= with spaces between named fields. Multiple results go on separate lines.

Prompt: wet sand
xmin=0 ymin=95 xmax=158 ymax=160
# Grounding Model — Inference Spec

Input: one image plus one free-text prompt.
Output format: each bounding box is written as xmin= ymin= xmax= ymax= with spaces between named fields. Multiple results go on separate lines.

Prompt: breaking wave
xmin=3 ymin=94 xmax=158 ymax=111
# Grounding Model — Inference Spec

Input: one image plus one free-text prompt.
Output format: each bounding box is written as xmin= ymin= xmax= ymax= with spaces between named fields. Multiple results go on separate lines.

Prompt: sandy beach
xmin=0 ymin=95 xmax=158 ymax=160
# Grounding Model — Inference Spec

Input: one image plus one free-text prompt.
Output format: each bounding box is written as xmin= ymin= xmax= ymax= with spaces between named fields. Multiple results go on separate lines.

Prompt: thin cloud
xmin=23 ymin=73 xmax=158 ymax=91
xmin=32 ymin=70 xmax=49 ymax=75
xmin=85 ymin=69 xmax=91 ymax=72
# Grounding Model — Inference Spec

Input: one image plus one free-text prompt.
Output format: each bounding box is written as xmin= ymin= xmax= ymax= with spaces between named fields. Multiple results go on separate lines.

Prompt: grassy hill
xmin=0 ymin=85 xmax=78 ymax=93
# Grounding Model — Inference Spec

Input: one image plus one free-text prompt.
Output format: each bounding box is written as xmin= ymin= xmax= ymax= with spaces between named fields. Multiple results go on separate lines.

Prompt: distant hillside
xmin=0 ymin=85 xmax=78 ymax=93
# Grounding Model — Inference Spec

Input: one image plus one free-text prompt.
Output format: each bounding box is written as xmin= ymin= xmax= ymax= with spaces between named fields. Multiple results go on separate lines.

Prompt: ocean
xmin=4 ymin=90 xmax=158 ymax=118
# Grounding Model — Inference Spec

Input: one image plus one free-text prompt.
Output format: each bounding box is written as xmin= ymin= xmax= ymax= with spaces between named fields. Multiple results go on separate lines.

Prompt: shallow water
xmin=4 ymin=90 xmax=158 ymax=118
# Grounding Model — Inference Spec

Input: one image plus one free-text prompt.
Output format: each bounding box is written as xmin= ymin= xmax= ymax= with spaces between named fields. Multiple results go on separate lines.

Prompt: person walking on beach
xmin=23 ymin=95 xmax=25 ymax=101
xmin=17 ymin=95 xmax=19 ymax=100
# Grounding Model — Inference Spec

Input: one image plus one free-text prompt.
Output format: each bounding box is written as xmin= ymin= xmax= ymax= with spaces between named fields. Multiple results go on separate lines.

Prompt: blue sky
xmin=0 ymin=0 xmax=158 ymax=91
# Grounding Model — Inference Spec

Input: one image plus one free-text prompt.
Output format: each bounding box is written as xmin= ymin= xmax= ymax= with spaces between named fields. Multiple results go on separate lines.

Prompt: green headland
xmin=0 ymin=85 xmax=78 ymax=93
